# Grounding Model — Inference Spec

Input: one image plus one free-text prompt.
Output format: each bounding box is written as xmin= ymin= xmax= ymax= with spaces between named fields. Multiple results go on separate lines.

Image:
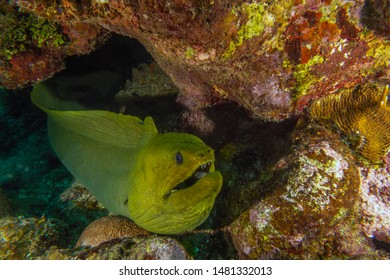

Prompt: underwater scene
xmin=1 ymin=0 xmax=390 ymax=260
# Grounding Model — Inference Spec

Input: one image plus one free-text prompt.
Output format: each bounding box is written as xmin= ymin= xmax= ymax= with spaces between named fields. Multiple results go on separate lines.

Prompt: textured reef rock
xmin=359 ymin=167 xmax=390 ymax=244
xmin=229 ymin=121 xmax=389 ymax=259
xmin=2 ymin=0 xmax=389 ymax=120
xmin=0 ymin=0 xmax=109 ymax=89
xmin=0 ymin=210 xmax=188 ymax=260
xmin=76 ymin=236 xmax=190 ymax=260
xmin=37 ymin=233 xmax=190 ymax=260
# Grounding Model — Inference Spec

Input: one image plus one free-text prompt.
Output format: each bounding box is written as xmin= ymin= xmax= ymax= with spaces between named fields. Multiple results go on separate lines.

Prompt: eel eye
xmin=176 ymin=152 xmax=183 ymax=164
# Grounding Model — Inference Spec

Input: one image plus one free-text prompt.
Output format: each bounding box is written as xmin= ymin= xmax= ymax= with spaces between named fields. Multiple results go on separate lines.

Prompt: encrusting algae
xmin=310 ymin=84 xmax=390 ymax=162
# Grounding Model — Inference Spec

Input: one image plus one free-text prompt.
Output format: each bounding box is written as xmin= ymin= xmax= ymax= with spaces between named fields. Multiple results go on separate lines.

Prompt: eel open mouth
xmin=169 ymin=161 xmax=214 ymax=194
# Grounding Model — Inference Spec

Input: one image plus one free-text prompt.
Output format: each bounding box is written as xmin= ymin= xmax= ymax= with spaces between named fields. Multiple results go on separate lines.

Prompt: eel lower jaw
xmin=165 ymin=161 xmax=214 ymax=198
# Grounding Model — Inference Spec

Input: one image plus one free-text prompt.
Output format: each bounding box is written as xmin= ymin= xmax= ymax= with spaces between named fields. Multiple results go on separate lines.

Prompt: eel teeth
xmin=168 ymin=161 xmax=214 ymax=196
xmin=200 ymin=161 xmax=212 ymax=171
xmin=195 ymin=161 xmax=213 ymax=178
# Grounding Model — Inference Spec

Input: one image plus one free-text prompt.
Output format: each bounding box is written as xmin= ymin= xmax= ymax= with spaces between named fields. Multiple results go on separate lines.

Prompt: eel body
xmin=31 ymin=84 xmax=222 ymax=234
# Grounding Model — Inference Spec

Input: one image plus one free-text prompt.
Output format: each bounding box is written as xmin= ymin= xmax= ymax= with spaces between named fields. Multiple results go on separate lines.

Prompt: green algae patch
xmin=222 ymin=2 xmax=273 ymax=60
xmin=364 ymin=35 xmax=390 ymax=74
xmin=185 ymin=47 xmax=195 ymax=59
xmin=30 ymin=17 xmax=65 ymax=48
xmin=292 ymin=55 xmax=324 ymax=100
xmin=319 ymin=0 xmax=340 ymax=23
xmin=0 ymin=12 xmax=65 ymax=59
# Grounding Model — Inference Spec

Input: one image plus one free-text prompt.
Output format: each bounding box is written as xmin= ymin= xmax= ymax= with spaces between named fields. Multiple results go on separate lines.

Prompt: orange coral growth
xmin=285 ymin=11 xmax=341 ymax=64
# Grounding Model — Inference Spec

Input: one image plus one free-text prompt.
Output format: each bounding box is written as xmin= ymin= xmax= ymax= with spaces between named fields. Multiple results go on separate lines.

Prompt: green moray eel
xmin=31 ymin=84 xmax=222 ymax=234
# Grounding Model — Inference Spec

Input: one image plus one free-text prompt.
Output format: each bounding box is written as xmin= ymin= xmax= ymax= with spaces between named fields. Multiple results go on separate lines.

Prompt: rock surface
xmin=2 ymin=0 xmax=389 ymax=120
xmin=359 ymin=167 xmax=390 ymax=244
xmin=76 ymin=236 xmax=190 ymax=260
xmin=229 ymin=121 xmax=389 ymax=259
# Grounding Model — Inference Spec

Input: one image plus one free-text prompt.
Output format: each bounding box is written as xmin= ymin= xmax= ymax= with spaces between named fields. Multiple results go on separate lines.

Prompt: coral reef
xmin=2 ymin=74 xmax=390 ymax=259
xmin=1 ymin=0 xmax=387 ymax=120
xmin=310 ymin=84 xmax=390 ymax=162
xmin=0 ymin=9 xmax=65 ymax=60
xmin=229 ymin=121 xmax=388 ymax=259
xmin=76 ymin=215 xmax=149 ymax=248
xmin=2 ymin=2 xmax=390 ymax=257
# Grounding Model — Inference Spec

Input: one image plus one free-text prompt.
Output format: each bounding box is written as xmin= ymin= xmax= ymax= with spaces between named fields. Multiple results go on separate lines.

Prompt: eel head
xmin=128 ymin=132 xmax=223 ymax=234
